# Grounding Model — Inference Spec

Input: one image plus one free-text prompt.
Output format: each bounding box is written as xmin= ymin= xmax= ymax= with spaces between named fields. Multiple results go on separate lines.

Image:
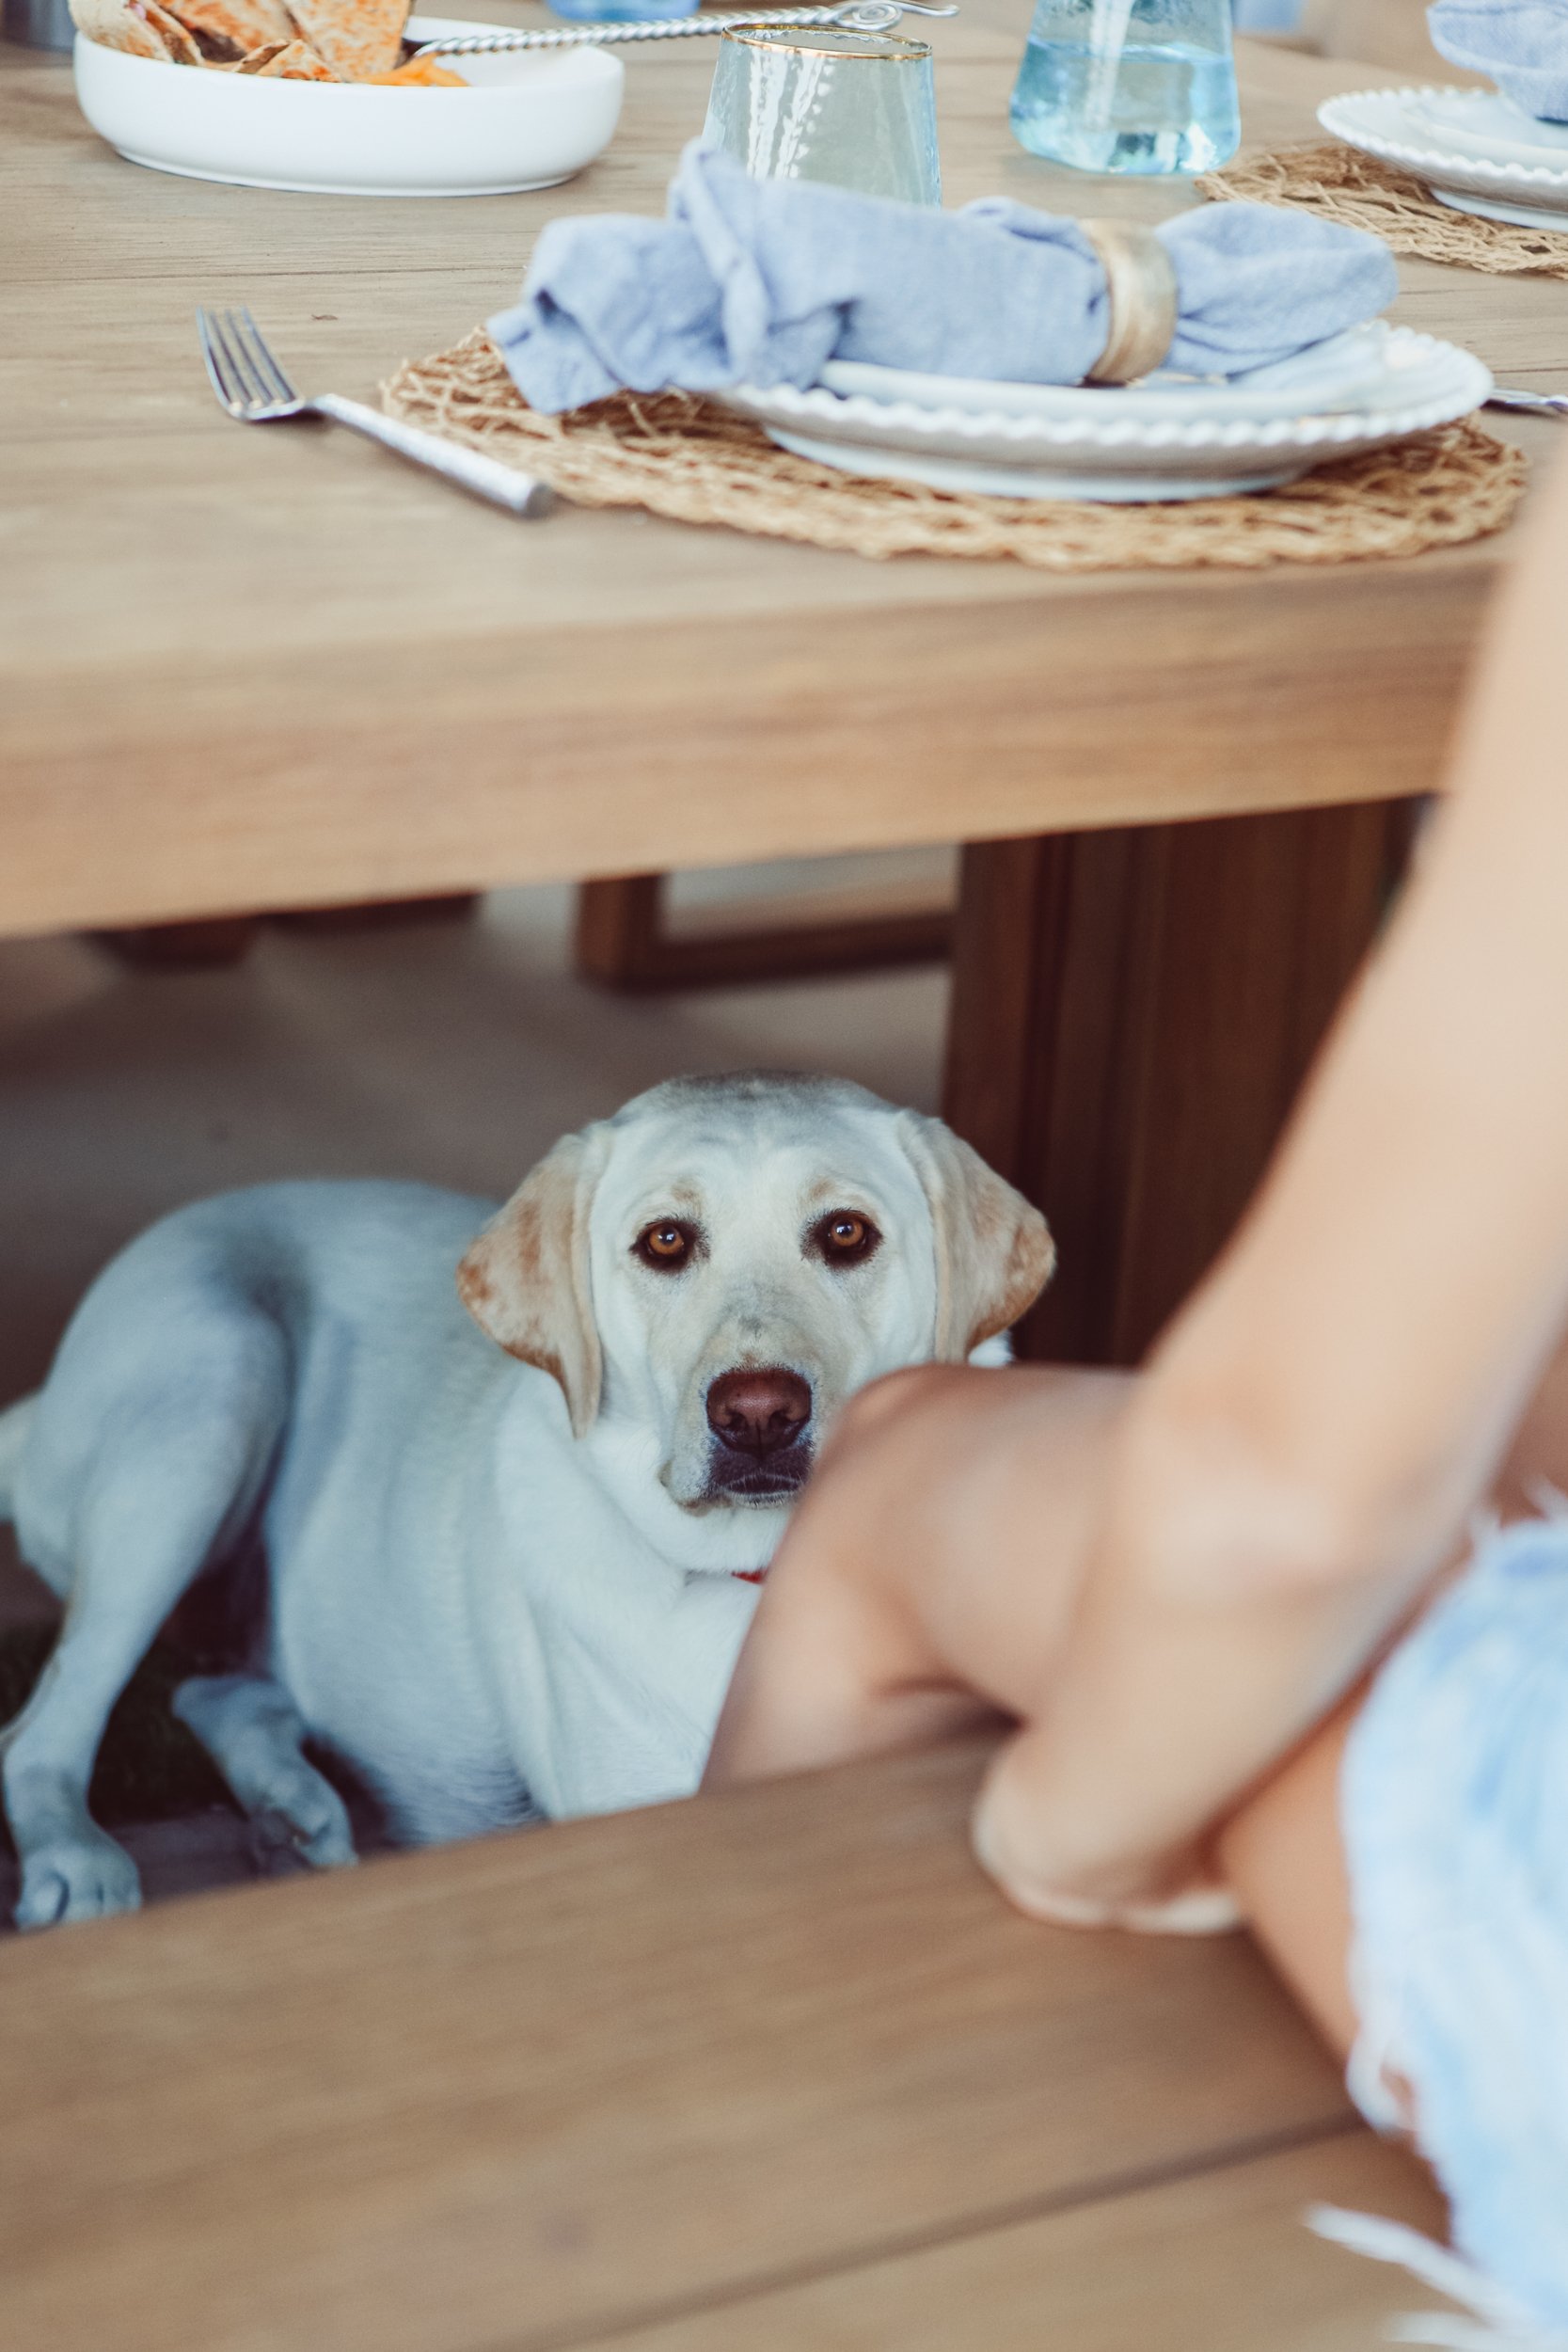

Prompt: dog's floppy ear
xmin=456 ymin=1128 xmax=610 ymax=1437
xmin=895 ymin=1112 xmax=1055 ymax=1359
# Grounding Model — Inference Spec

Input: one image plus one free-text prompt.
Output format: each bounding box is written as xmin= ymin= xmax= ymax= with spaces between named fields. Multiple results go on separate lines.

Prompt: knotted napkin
xmin=1430 ymin=0 xmax=1568 ymax=121
xmin=489 ymin=142 xmax=1399 ymax=415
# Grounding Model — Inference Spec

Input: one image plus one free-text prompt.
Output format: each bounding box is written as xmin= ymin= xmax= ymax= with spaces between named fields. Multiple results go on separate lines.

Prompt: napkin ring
xmin=1079 ymin=217 xmax=1179 ymax=386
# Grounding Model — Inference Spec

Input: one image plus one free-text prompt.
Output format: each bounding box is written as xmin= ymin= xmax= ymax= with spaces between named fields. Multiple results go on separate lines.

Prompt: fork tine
xmin=204 ymin=308 xmax=261 ymax=407
xmin=196 ymin=307 xmax=240 ymax=411
xmin=218 ymin=308 xmax=271 ymax=405
xmin=238 ymin=308 xmax=299 ymax=404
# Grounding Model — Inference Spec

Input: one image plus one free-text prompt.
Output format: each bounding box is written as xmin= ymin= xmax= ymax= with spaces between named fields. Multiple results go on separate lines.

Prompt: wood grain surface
xmin=945 ymin=801 xmax=1418 ymax=1361
xmin=3 ymin=28 xmax=1565 ymax=936
xmin=0 ymin=1740 xmax=1449 ymax=2352
xmin=603 ymin=2137 xmax=1450 ymax=2352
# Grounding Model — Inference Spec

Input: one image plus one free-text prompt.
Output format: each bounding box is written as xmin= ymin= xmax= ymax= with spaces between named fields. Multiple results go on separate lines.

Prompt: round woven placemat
xmin=382 ymin=328 xmax=1525 ymax=571
xmin=1200 ymin=140 xmax=1568 ymax=278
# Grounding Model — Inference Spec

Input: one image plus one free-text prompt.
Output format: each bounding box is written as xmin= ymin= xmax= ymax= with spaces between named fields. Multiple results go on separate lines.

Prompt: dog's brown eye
xmin=815 ymin=1211 xmax=879 ymax=1268
xmin=636 ymin=1221 xmax=694 ymax=1271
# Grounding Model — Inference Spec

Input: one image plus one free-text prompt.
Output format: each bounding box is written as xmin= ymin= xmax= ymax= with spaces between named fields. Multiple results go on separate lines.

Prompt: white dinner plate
xmin=1319 ymin=87 xmax=1568 ymax=231
xmin=716 ymin=325 xmax=1491 ymax=503
xmin=71 ymin=13 xmax=624 ymax=197
xmin=1409 ymin=87 xmax=1568 ymax=167
xmin=821 ymin=325 xmax=1398 ymax=429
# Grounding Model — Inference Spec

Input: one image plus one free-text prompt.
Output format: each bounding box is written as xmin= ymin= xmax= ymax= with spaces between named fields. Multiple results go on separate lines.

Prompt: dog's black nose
xmin=705 ymin=1368 xmax=812 ymax=1456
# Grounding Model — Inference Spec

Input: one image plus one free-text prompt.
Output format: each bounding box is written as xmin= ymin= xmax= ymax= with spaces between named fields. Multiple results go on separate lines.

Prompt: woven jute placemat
xmin=1200 ymin=140 xmax=1568 ymax=278
xmin=382 ymin=327 xmax=1526 ymax=571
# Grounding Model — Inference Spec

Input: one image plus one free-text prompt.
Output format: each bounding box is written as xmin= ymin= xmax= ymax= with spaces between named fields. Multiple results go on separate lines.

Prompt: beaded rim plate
xmin=820 ymin=323 xmax=1396 ymax=426
xmin=1319 ymin=87 xmax=1568 ymax=224
xmin=714 ymin=326 xmax=1492 ymax=501
xmin=1409 ymin=87 xmax=1568 ymax=167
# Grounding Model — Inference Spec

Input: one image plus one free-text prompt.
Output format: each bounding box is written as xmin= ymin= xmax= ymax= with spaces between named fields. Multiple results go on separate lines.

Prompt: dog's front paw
xmin=246 ymin=1762 xmax=357 ymax=1876
xmin=15 ymin=1830 xmax=141 ymax=1930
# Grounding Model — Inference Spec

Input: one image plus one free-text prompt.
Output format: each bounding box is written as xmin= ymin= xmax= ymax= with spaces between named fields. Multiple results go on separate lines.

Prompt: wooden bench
xmin=0 ymin=1741 xmax=1455 ymax=2350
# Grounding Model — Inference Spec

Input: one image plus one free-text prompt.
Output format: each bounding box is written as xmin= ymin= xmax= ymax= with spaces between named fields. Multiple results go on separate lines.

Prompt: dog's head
xmin=457 ymin=1073 xmax=1053 ymax=1525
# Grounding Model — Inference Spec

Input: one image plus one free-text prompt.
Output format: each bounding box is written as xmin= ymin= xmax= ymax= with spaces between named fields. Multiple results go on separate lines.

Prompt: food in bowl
xmin=70 ymin=0 xmax=467 ymax=81
xmin=71 ymin=8 xmax=625 ymax=195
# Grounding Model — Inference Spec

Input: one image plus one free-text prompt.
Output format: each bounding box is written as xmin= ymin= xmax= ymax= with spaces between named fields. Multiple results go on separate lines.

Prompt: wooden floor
xmin=0 ymin=1741 xmax=1450 ymax=2352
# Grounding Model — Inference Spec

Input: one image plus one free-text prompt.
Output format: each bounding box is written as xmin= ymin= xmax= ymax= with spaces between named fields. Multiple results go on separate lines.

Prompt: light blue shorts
xmin=1327 ymin=1515 xmax=1568 ymax=2342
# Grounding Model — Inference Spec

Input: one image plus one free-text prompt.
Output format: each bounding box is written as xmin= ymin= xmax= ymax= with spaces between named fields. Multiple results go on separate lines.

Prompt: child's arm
xmin=720 ymin=453 xmax=1568 ymax=1927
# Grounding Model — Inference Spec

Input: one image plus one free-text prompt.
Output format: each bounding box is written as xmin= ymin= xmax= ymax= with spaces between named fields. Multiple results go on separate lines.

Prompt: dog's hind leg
xmin=0 ymin=1395 xmax=37 ymax=1527
xmin=3 ymin=1321 xmax=288 ymax=1930
xmin=173 ymin=1674 xmax=356 ymax=1872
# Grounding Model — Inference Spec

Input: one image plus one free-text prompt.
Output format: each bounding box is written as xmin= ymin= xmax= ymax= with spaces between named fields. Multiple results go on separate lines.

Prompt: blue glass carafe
xmin=548 ymin=0 xmax=695 ymax=24
xmin=1010 ymin=0 xmax=1242 ymax=174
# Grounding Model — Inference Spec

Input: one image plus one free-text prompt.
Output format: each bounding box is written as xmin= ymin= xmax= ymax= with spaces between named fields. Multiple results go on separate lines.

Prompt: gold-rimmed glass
xmin=702 ymin=24 xmax=942 ymax=205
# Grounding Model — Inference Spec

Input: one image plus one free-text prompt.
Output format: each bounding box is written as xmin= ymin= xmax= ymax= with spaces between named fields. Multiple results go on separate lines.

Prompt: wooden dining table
xmin=0 ymin=22 xmax=1550 ymax=2343
xmin=6 ymin=16 xmax=1568 ymax=1358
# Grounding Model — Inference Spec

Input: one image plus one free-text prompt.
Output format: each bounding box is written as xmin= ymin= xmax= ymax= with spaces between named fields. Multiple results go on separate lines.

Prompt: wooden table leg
xmin=575 ymin=874 xmax=952 ymax=992
xmin=942 ymin=803 xmax=1418 ymax=1366
xmin=90 ymin=917 xmax=261 ymax=971
xmin=89 ymin=896 xmax=479 ymax=972
xmin=270 ymin=894 xmax=480 ymax=935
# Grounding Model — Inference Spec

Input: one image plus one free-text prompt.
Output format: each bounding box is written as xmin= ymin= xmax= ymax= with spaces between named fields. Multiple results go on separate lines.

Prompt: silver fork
xmin=197 ymin=308 xmax=554 ymax=517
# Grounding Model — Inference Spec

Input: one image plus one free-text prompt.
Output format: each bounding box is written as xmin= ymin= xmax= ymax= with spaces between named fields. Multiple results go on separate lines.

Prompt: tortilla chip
xmin=284 ymin=0 xmax=407 ymax=79
xmin=241 ymin=32 xmax=340 ymax=70
xmin=70 ymin=0 xmax=199 ymax=59
xmin=69 ymin=0 xmax=165 ymax=55
xmin=138 ymin=0 xmax=205 ymax=54
xmin=365 ymin=53 xmax=465 ymax=81
xmin=165 ymin=0 xmax=291 ymax=56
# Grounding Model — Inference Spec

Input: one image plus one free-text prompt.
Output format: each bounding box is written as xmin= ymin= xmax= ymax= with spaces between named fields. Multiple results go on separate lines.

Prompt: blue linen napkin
xmin=488 ymin=142 xmax=1399 ymax=416
xmin=1429 ymin=0 xmax=1568 ymax=120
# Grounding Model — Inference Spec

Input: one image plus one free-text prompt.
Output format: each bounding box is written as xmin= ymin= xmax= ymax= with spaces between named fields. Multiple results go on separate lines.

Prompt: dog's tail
xmin=0 ymin=1395 xmax=38 ymax=1525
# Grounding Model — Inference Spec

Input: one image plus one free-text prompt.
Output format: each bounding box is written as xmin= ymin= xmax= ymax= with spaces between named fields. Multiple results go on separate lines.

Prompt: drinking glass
xmin=704 ymin=24 xmax=942 ymax=205
xmin=1009 ymin=0 xmax=1241 ymax=174
xmin=3 ymin=0 xmax=74 ymax=46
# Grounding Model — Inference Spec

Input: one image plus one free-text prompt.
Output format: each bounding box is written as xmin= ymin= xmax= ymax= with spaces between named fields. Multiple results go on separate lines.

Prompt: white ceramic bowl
xmin=72 ymin=11 xmax=625 ymax=196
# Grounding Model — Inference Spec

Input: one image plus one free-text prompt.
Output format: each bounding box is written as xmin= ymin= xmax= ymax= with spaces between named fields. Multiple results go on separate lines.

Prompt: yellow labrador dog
xmin=0 ymin=1073 xmax=1052 ymax=1929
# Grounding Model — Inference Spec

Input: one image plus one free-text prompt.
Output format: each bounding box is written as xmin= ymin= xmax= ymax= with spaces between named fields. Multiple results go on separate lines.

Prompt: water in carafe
xmin=1010 ymin=0 xmax=1241 ymax=174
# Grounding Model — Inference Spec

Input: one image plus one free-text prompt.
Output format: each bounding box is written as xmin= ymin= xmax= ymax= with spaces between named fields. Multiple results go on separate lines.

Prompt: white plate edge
xmin=1320 ymin=87 xmax=1568 ymax=191
xmin=821 ymin=321 xmax=1394 ymax=424
xmin=723 ymin=332 xmax=1491 ymax=455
